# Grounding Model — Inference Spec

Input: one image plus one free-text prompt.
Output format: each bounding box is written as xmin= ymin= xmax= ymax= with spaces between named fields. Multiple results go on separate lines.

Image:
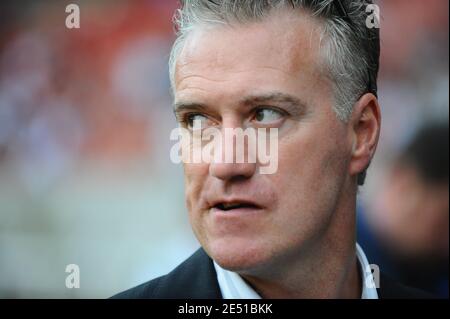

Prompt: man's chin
xmin=205 ymin=238 xmax=272 ymax=272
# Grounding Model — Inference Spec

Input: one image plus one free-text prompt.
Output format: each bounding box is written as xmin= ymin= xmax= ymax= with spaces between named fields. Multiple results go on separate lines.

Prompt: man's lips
xmin=209 ymin=199 xmax=263 ymax=212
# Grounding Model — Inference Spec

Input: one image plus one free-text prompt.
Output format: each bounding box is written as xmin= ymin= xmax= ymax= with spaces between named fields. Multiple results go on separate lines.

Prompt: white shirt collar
xmin=356 ymin=242 xmax=379 ymax=299
xmin=213 ymin=243 xmax=378 ymax=299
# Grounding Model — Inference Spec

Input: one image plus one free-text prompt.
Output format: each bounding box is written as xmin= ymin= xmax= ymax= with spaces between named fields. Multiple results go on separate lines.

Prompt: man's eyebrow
xmin=173 ymin=92 xmax=308 ymax=116
xmin=240 ymin=92 xmax=307 ymax=115
xmin=173 ymin=102 xmax=208 ymax=114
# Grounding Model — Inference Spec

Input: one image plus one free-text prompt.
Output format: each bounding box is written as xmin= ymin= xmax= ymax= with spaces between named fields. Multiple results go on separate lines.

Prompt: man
xmin=113 ymin=0 xmax=430 ymax=298
xmin=358 ymin=123 xmax=449 ymax=298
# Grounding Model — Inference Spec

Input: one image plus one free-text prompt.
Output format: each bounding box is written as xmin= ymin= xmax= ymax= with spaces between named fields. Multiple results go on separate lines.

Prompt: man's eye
xmin=185 ymin=114 xmax=209 ymax=129
xmin=253 ymin=108 xmax=284 ymax=124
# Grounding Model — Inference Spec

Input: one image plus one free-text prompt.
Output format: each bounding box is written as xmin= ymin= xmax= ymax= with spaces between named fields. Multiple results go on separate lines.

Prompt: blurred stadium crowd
xmin=0 ymin=0 xmax=448 ymax=298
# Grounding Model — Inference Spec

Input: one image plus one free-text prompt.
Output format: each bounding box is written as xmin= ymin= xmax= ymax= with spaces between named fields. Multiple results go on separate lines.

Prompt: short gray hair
xmin=169 ymin=0 xmax=380 ymax=184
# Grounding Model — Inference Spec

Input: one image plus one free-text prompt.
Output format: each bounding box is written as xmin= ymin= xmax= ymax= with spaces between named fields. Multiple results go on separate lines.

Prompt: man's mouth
xmin=213 ymin=201 xmax=261 ymax=212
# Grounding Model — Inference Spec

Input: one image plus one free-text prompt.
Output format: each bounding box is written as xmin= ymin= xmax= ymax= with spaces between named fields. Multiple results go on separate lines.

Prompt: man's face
xmin=174 ymin=11 xmax=354 ymax=272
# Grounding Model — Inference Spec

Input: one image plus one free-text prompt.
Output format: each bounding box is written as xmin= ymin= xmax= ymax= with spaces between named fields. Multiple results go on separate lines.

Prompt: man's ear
xmin=348 ymin=93 xmax=381 ymax=180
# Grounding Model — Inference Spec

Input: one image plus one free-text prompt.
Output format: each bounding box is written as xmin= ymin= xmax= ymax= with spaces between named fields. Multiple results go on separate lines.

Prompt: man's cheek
xmin=183 ymin=173 xmax=198 ymax=213
xmin=184 ymin=162 xmax=210 ymax=177
xmin=184 ymin=165 xmax=209 ymax=209
xmin=274 ymin=146 xmax=325 ymax=202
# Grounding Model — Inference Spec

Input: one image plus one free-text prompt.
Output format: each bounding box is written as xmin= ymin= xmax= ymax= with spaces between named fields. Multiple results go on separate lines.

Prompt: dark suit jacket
xmin=112 ymin=248 xmax=433 ymax=299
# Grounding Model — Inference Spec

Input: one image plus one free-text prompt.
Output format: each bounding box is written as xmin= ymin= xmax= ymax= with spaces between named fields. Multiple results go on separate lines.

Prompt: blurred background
xmin=0 ymin=0 xmax=448 ymax=298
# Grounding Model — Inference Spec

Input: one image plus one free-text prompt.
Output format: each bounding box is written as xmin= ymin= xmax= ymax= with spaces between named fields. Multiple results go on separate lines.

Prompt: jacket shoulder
xmin=111 ymin=248 xmax=222 ymax=299
xmin=378 ymin=273 xmax=435 ymax=299
xmin=111 ymin=275 xmax=165 ymax=299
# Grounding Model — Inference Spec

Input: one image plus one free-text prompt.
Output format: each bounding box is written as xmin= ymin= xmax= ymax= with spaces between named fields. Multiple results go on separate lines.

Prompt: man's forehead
xmin=175 ymin=9 xmax=324 ymax=85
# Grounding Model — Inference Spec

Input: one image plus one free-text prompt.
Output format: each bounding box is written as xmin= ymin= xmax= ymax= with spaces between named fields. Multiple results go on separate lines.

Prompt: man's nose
xmin=209 ymin=161 xmax=256 ymax=181
xmin=208 ymin=123 xmax=257 ymax=181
